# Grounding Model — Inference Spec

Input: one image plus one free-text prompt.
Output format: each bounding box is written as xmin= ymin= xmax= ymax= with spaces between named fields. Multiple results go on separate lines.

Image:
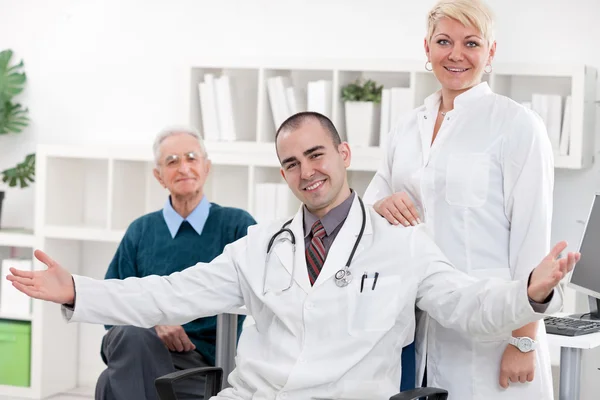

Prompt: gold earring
xmin=425 ymin=61 xmax=433 ymax=71
xmin=484 ymin=64 xmax=493 ymax=74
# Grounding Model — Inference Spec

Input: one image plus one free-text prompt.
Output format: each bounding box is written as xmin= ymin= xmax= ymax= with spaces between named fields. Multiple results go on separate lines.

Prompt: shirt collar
xmin=423 ymin=81 xmax=492 ymax=114
xmin=162 ymin=195 xmax=211 ymax=239
xmin=303 ymin=191 xmax=356 ymax=238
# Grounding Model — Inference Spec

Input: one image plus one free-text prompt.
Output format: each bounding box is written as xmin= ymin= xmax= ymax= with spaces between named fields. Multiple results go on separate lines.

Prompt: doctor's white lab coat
xmin=64 ymin=196 xmax=560 ymax=400
xmin=364 ymin=82 xmax=555 ymax=400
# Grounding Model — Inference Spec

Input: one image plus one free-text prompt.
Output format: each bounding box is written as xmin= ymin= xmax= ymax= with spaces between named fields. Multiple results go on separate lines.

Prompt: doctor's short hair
xmin=275 ymin=111 xmax=342 ymax=149
xmin=426 ymin=0 xmax=495 ymax=46
xmin=152 ymin=125 xmax=208 ymax=166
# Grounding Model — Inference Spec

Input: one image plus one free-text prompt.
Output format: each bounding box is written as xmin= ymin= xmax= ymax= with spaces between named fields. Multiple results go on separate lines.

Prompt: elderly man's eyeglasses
xmin=161 ymin=152 xmax=201 ymax=168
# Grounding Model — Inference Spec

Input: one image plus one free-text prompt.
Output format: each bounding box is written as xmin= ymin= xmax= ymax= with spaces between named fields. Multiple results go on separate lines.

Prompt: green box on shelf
xmin=0 ymin=319 xmax=31 ymax=387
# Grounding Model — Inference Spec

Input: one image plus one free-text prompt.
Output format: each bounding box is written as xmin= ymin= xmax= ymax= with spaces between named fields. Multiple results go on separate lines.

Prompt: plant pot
xmin=0 ymin=191 xmax=4 ymax=229
xmin=344 ymin=101 xmax=380 ymax=147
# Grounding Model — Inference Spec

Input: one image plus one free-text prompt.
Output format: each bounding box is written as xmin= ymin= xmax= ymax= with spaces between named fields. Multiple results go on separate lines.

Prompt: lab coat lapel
xmin=272 ymin=206 xmax=311 ymax=294
xmin=313 ymin=197 xmax=374 ymax=288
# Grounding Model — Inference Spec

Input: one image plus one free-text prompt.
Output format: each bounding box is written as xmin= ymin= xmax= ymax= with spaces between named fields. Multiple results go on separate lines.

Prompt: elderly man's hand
xmin=155 ymin=325 xmax=196 ymax=352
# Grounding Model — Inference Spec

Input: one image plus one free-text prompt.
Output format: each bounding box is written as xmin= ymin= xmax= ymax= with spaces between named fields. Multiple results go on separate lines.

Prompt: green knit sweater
xmin=104 ymin=203 xmax=256 ymax=365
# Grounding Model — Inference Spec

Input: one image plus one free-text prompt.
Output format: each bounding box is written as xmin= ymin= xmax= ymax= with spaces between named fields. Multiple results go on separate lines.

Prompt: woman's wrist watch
xmin=509 ymin=336 xmax=537 ymax=352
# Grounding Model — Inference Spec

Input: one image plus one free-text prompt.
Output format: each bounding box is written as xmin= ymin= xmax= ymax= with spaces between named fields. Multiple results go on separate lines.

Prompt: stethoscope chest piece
xmin=334 ymin=268 xmax=353 ymax=287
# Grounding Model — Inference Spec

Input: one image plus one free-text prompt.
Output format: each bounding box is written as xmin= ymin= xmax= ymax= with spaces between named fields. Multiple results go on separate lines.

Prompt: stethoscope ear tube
xmin=266 ymin=219 xmax=294 ymax=253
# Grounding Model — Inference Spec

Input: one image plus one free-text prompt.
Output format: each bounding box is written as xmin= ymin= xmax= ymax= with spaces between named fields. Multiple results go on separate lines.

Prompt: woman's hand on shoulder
xmin=373 ymin=192 xmax=421 ymax=227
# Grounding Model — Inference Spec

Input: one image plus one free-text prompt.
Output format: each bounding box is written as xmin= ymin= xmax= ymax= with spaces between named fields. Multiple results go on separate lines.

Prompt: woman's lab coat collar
xmin=423 ymin=81 xmax=493 ymax=114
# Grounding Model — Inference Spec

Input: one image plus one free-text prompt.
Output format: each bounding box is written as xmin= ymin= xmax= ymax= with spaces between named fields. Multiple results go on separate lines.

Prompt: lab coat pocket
xmin=445 ymin=153 xmax=491 ymax=207
xmin=347 ymin=275 xmax=401 ymax=336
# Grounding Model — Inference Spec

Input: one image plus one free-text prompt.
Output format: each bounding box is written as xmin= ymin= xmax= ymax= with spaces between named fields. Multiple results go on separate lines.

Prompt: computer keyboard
xmin=544 ymin=316 xmax=600 ymax=336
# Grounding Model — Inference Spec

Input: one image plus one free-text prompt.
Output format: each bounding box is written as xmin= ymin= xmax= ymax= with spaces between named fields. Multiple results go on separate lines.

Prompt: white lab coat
xmin=364 ymin=82 xmax=555 ymax=400
xmin=64 ymin=196 xmax=560 ymax=400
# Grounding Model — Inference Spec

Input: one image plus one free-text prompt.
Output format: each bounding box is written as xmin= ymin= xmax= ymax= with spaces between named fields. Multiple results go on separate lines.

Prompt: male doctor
xmin=8 ymin=112 xmax=578 ymax=400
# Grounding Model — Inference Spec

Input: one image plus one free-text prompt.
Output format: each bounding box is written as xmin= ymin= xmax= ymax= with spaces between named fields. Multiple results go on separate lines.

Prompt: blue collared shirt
xmin=162 ymin=196 xmax=211 ymax=238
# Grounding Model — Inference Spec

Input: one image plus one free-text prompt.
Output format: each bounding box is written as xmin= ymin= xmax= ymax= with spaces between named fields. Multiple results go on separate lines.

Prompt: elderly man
xmin=96 ymin=126 xmax=256 ymax=399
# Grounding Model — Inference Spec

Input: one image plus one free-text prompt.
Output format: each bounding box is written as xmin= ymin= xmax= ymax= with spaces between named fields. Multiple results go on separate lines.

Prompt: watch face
xmin=519 ymin=338 xmax=533 ymax=352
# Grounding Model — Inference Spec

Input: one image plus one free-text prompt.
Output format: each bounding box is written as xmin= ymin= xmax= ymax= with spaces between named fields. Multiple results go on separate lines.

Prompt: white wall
xmin=1 ymin=0 xmax=599 ymax=237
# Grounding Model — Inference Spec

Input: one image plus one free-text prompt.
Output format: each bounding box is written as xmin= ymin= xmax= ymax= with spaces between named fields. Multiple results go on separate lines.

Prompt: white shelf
xmin=43 ymin=226 xmax=125 ymax=243
xmin=0 ymin=312 xmax=32 ymax=322
xmin=184 ymin=59 xmax=596 ymax=170
xmin=0 ymin=230 xmax=36 ymax=248
xmin=0 ymin=384 xmax=35 ymax=399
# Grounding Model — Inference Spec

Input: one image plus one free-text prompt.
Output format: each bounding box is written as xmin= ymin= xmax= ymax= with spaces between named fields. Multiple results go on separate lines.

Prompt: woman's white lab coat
xmin=364 ymin=82 xmax=555 ymax=400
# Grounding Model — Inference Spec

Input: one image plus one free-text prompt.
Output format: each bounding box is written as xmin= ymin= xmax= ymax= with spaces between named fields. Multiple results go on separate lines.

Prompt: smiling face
xmin=153 ymin=133 xmax=211 ymax=201
xmin=425 ymin=16 xmax=496 ymax=96
xmin=277 ymin=118 xmax=351 ymax=218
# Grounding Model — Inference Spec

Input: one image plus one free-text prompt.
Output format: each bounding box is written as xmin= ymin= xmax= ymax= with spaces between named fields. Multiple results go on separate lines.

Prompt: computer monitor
xmin=567 ymin=193 xmax=600 ymax=320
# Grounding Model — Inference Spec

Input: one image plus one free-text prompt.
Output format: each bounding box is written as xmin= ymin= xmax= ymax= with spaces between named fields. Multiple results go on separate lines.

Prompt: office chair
xmin=155 ymin=367 xmax=449 ymax=400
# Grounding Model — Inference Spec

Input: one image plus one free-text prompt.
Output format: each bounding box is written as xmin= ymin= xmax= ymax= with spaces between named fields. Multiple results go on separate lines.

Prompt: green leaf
xmin=0 ymin=50 xmax=27 ymax=104
xmin=0 ymin=101 xmax=29 ymax=134
xmin=1 ymin=153 xmax=35 ymax=188
xmin=341 ymin=78 xmax=383 ymax=103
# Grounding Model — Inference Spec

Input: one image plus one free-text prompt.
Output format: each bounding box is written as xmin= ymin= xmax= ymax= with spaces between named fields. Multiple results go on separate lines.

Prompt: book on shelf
xmin=531 ymin=93 xmax=562 ymax=153
xmin=197 ymin=73 xmax=238 ymax=142
xmin=379 ymin=89 xmax=391 ymax=147
xmin=286 ymin=86 xmax=307 ymax=115
xmin=267 ymin=76 xmax=293 ymax=129
xmin=307 ymin=80 xmax=332 ymax=119
xmin=559 ymin=95 xmax=572 ymax=156
xmin=379 ymin=87 xmax=414 ymax=147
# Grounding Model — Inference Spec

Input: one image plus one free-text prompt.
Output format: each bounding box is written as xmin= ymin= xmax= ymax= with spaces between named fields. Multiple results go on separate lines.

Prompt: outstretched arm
xmin=413 ymin=227 xmax=578 ymax=339
xmin=7 ymin=242 xmax=245 ymax=328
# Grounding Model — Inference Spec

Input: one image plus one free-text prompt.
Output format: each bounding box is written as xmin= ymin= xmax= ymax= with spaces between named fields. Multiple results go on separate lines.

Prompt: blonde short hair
xmin=426 ymin=0 xmax=495 ymax=45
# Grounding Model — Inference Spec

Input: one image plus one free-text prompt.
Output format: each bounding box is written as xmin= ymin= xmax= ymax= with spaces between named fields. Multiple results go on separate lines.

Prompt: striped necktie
xmin=306 ymin=220 xmax=327 ymax=286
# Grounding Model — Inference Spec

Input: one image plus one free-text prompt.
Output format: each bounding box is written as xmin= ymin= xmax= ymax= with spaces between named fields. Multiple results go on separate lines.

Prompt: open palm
xmin=528 ymin=241 xmax=580 ymax=303
xmin=6 ymin=249 xmax=75 ymax=304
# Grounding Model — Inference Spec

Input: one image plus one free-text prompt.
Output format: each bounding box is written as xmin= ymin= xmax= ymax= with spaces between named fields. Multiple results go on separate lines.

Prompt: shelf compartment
xmin=258 ymin=68 xmax=334 ymax=143
xmin=250 ymin=166 xmax=299 ymax=223
xmin=348 ymin=170 xmax=377 ymax=198
xmin=204 ymin=165 xmax=250 ymax=211
xmin=334 ymin=70 xmax=413 ymax=144
xmin=44 ymin=157 xmax=109 ymax=229
xmin=190 ymin=67 xmax=259 ymax=143
xmin=110 ymin=159 xmax=166 ymax=230
xmin=0 ymin=230 xmax=35 ymax=248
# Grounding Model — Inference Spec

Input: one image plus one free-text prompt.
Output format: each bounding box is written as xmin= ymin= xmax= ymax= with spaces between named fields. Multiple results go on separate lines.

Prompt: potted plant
xmin=0 ymin=49 xmax=34 ymax=228
xmin=341 ymin=78 xmax=383 ymax=147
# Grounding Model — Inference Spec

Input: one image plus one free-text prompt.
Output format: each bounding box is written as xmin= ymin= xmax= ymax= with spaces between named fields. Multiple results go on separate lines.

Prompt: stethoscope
xmin=263 ymin=196 xmax=367 ymax=295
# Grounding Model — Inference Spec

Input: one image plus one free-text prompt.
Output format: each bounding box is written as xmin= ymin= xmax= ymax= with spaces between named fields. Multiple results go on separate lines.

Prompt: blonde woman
xmin=364 ymin=0 xmax=554 ymax=399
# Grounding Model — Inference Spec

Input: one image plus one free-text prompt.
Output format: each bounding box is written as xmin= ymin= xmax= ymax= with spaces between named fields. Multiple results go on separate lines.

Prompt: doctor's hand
xmin=373 ymin=192 xmax=421 ymax=227
xmin=499 ymin=344 xmax=535 ymax=388
xmin=155 ymin=325 xmax=196 ymax=352
xmin=527 ymin=241 xmax=580 ymax=303
xmin=6 ymin=249 xmax=75 ymax=305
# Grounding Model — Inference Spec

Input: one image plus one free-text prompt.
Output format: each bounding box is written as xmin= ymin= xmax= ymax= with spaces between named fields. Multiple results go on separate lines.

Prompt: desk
xmin=215 ymin=308 xmax=249 ymax=388
xmin=547 ymin=329 xmax=600 ymax=400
